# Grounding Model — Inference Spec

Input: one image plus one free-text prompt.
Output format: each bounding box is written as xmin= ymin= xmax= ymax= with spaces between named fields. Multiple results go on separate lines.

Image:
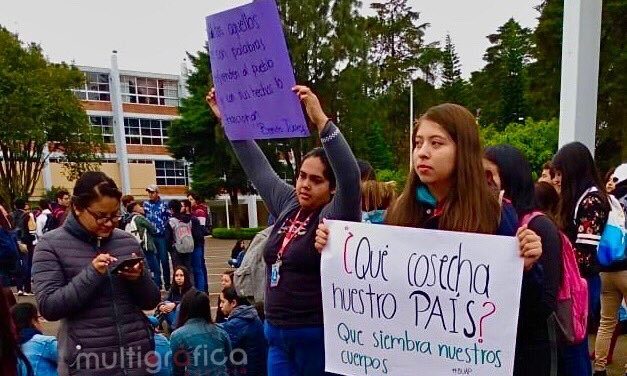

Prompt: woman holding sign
xmin=207 ymin=86 xmax=361 ymax=376
xmin=315 ymin=103 xmax=544 ymax=368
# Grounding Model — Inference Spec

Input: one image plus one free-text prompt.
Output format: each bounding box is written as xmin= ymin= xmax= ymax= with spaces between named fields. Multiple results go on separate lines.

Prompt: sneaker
xmin=17 ymin=290 xmax=24 ymax=296
xmin=23 ymin=292 xmax=34 ymax=296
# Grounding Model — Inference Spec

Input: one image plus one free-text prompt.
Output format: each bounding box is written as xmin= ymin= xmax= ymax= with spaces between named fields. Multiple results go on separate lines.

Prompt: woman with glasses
xmin=32 ymin=171 xmax=161 ymax=376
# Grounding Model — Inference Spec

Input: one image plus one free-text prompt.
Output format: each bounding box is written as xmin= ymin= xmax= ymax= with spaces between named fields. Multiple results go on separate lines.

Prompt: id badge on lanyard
xmin=270 ymin=210 xmax=310 ymax=288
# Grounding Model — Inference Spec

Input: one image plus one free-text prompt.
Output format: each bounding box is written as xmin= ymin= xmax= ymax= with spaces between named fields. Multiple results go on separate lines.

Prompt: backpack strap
xmin=521 ymin=210 xmax=545 ymax=226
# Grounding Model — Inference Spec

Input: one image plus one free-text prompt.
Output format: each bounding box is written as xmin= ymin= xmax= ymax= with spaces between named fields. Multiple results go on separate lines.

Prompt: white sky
xmin=0 ymin=0 xmax=541 ymax=78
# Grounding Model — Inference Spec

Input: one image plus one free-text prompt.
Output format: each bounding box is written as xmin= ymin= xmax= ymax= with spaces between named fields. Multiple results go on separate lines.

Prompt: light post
xmin=408 ymin=69 xmax=417 ymax=168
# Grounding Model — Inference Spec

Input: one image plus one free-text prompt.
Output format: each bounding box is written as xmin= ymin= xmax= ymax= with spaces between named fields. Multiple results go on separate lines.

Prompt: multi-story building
xmin=35 ymin=52 xmax=191 ymax=200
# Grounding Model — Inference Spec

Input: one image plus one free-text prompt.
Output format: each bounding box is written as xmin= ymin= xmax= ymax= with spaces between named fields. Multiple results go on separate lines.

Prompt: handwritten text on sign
xmin=321 ymin=221 xmax=523 ymax=376
xmin=205 ymin=0 xmax=308 ymax=140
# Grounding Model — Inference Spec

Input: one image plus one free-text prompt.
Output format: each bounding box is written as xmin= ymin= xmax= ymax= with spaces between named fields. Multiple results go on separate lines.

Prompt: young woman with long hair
xmin=552 ymin=142 xmax=614 ymax=376
xmin=484 ymin=144 xmax=563 ymax=376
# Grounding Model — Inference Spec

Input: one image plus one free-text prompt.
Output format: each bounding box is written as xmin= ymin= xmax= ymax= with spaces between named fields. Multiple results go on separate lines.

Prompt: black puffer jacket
xmin=32 ymin=213 xmax=161 ymax=376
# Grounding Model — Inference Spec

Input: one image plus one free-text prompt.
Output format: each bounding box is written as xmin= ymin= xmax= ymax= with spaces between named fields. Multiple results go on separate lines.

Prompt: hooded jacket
xmin=32 ymin=213 xmax=161 ymax=376
xmin=219 ymin=305 xmax=267 ymax=376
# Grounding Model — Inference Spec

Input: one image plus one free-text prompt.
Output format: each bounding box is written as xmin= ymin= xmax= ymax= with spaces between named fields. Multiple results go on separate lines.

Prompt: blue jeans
xmin=144 ymin=251 xmax=161 ymax=288
xmin=559 ymin=337 xmax=591 ymax=375
xmin=264 ymin=321 xmax=331 ymax=376
xmin=153 ymin=235 xmax=170 ymax=288
xmin=192 ymin=243 xmax=208 ymax=292
xmin=17 ymin=245 xmax=33 ymax=292
xmin=588 ymin=274 xmax=601 ymax=332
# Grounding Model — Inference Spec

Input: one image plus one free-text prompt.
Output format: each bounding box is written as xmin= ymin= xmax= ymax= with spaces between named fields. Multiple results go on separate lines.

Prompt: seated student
xmin=155 ymin=266 xmax=194 ymax=330
xmin=170 ymin=290 xmax=232 ymax=376
xmin=215 ymin=270 xmax=234 ymax=324
xmin=145 ymin=314 xmax=172 ymax=376
xmin=11 ymin=302 xmax=58 ymax=376
xmin=228 ymin=242 xmax=246 ymax=268
xmin=230 ymin=239 xmax=246 ymax=260
xmin=219 ymin=287 xmax=267 ymax=376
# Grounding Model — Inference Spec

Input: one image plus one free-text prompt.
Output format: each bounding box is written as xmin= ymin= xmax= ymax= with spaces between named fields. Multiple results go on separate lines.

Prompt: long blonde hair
xmin=385 ymin=103 xmax=500 ymax=234
xmin=362 ymin=181 xmax=397 ymax=212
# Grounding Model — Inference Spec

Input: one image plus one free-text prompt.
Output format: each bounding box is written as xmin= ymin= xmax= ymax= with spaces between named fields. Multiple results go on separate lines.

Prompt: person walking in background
xmin=166 ymin=200 xmax=198 ymax=282
xmin=35 ymin=199 xmax=55 ymax=241
xmin=181 ymin=198 xmax=208 ymax=292
xmin=32 ymin=171 xmax=160 ymax=376
xmin=51 ymin=190 xmax=70 ymax=228
xmin=552 ymin=142 xmax=610 ymax=376
xmin=187 ymin=192 xmax=211 ymax=234
xmin=125 ymin=201 xmax=159 ymax=285
xmin=12 ymin=198 xmax=35 ymax=296
xmin=11 ymin=302 xmax=58 ymax=376
xmin=118 ymin=194 xmax=135 ymax=230
xmin=143 ymin=184 xmax=171 ymax=290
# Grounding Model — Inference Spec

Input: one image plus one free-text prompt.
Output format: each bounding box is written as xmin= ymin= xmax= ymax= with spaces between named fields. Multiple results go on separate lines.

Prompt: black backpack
xmin=41 ymin=213 xmax=57 ymax=234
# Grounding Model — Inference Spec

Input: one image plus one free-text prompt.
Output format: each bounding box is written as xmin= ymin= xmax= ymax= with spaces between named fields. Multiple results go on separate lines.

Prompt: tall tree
xmin=469 ymin=19 xmax=532 ymax=128
xmin=368 ymin=0 xmax=438 ymax=167
xmin=0 ymin=27 xmax=103 ymax=204
xmin=528 ymin=0 xmax=626 ymax=169
xmin=167 ymin=52 xmax=283 ymax=228
xmin=439 ymin=34 xmax=468 ymax=105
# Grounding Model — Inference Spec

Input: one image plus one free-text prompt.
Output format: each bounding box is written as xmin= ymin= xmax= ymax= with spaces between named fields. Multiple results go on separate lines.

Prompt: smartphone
xmin=110 ymin=256 xmax=144 ymax=274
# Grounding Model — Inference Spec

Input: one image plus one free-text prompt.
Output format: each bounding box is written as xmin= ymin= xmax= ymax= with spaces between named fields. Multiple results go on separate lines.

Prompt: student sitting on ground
xmin=11 ymin=302 xmax=58 ymax=376
xmin=219 ymin=286 xmax=267 ymax=376
xmin=154 ymin=266 xmax=194 ymax=331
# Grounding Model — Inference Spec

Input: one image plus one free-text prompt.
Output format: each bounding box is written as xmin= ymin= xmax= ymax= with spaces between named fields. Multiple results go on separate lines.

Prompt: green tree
xmin=481 ymin=118 xmax=559 ymax=174
xmin=0 ymin=27 xmax=103 ymax=204
xmin=469 ymin=19 xmax=532 ymax=128
xmin=528 ymin=0 xmax=626 ymax=169
xmin=440 ymin=34 xmax=468 ymax=105
xmin=167 ymin=52 xmax=283 ymax=228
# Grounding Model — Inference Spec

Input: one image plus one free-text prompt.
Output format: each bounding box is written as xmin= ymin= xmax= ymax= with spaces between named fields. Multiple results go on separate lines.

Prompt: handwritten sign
xmin=321 ymin=220 xmax=523 ymax=376
xmin=205 ymin=0 xmax=309 ymax=140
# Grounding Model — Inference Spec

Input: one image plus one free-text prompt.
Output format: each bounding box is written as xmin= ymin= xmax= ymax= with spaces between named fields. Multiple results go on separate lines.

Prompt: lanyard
xmin=277 ymin=209 xmax=311 ymax=260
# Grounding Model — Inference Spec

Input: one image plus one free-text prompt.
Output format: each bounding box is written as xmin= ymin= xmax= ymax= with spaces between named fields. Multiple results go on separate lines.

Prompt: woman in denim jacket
xmin=12 ymin=303 xmax=58 ymax=376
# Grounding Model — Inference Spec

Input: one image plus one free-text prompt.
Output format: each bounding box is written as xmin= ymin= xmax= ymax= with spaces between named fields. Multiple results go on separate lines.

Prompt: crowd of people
xmin=0 ymin=83 xmax=625 ymax=376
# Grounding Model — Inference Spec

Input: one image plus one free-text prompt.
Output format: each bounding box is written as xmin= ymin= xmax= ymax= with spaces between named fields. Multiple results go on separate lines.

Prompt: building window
xmin=155 ymin=160 xmax=188 ymax=186
xmin=89 ymin=116 xmax=114 ymax=143
xmin=120 ymin=76 xmax=179 ymax=106
xmin=74 ymin=72 xmax=110 ymax=101
xmin=123 ymin=118 xmax=170 ymax=145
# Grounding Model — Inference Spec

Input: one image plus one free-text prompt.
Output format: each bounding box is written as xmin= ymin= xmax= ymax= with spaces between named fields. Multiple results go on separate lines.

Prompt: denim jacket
xmin=18 ymin=333 xmax=59 ymax=376
xmin=170 ymin=318 xmax=232 ymax=376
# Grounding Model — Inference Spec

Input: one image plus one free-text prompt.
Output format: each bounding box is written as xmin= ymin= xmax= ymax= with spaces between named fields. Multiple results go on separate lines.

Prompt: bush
xmin=481 ymin=118 xmax=559 ymax=174
xmin=211 ymin=227 xmax=266 ymax=239
xmin=376 ymin=169 xmax=407 ymax=193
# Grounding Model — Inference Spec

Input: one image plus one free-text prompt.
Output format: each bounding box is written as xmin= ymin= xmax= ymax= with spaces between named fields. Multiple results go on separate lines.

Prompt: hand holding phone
xmin=110 ymin=256 xmax=144 ymax=276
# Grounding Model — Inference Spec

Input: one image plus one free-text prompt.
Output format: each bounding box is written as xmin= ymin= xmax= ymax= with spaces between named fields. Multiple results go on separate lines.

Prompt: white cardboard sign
xmin=321 ymin=220 xmax=523 ymax=376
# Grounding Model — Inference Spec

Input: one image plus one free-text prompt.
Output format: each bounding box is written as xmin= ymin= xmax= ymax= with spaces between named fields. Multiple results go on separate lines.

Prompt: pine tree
xmin=440 ymin=34 xmax=468 ymax=106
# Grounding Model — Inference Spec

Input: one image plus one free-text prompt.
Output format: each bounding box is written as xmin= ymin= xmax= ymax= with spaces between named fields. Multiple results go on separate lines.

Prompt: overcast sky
xmin=0 ymin=0 xmax=541 ymax=78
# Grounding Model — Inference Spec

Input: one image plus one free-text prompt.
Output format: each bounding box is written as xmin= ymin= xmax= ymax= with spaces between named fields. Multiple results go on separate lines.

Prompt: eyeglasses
xmin=85 ymin=207 xmax=122 ymax=224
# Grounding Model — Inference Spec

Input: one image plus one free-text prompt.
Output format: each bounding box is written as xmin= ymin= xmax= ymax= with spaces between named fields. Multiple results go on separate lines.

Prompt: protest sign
xmin=321 ymin=220 xmax=523 ymax=376
xmin=205 ymin=0 xmax=309 ymax=140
